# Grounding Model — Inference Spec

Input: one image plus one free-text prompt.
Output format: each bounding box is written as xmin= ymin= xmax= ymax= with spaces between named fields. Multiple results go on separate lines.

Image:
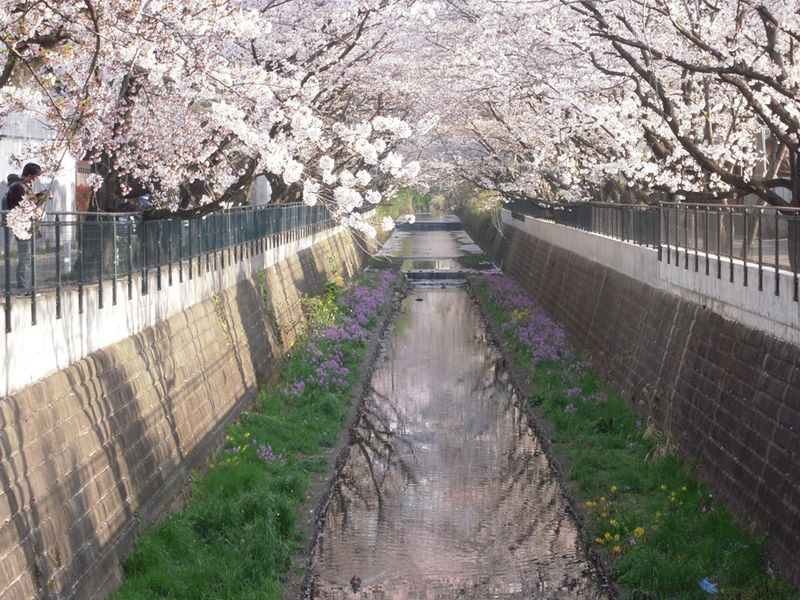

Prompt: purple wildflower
xmin=481 ymin=273 xmax=574 ymax=365
xmin=257 ymin=443 xmax=286 ymax=465
xmin=286 ymin=380 xmax=305 ymax=396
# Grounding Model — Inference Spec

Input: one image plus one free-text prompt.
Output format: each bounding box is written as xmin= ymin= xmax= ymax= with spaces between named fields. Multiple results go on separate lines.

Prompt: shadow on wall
xmin=0 ymin=306 xmax=261 ymax=599
xmin=0 ymin=228 xmax=373 ymax=600
xmin=469 ymin=219 xmax=800 ymax=590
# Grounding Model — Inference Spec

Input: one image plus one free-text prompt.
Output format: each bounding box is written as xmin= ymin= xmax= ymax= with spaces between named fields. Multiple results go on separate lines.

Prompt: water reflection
xmin=311 ymin=288 xmax=604 ymax=599
xmin=380 ymin=230 xmax=478 ymax=258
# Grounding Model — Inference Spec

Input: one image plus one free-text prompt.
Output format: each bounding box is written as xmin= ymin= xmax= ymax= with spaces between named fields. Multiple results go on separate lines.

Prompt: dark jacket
xmin=6 ymin=181 xmax=27 ymax=210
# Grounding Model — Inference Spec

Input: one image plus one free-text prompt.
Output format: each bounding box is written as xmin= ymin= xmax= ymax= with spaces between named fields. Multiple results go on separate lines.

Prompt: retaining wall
xmin=0 ymin=227 xmax=370 ymax=599
xmin=467 ymin=210 xmax=800 ymax=588
xmin=2 ymin=222 xmax=350 ymax=397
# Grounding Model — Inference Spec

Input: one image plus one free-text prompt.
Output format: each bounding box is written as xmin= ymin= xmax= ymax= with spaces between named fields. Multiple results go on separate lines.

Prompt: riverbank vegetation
xmin=472 ymin=273 xmax=798 ymax=600
xmin=376 ymin=187 xmax=437 ymax=223
xmin=114 ymin=270 xmax=399 ymax=599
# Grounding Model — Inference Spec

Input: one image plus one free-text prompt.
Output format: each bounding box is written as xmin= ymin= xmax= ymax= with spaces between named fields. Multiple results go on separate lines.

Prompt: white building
xmin=0 ymin=112 xmax=78 ymax=215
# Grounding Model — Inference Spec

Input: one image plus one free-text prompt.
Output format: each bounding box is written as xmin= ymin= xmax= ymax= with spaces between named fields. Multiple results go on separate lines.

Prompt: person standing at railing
xmin=5 ymin=163 xmax=50 ymax=293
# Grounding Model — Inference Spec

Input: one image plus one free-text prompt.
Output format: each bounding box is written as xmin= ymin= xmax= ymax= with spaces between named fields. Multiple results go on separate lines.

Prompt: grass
xmin=366 ymin=255 xmax=402 ymax=270
xmin=457 ymin=190 xmax=503 ymax=235
xmin=454 ymin=252 xmax=493 ymax=268
xmin=471 ymin=273 xmax=799 ymax=600
xmin=114 ymin=270 xmax=399 ymax=600
xmin=375 ymin=187 xmax=435 ymax=223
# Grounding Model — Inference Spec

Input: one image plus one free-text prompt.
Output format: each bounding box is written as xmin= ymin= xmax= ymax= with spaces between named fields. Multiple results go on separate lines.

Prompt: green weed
xmin=114 ymin=271 xmax=397 ymax=599
xmin=472 ymin=278 xmax=798 ymax=600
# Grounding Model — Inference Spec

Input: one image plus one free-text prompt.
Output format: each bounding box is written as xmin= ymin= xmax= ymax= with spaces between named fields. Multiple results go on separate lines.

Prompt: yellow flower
xmin=614 ymin=534 xmax=620 ymax=542
xmin=600 ymin=496 xmax=607 ymax=503
xmin=595 ymin=537 xmax=604 ymax=545
xmin=634 ymin=527 xmax=646 ymax=538
xmin=609 ymin=519 xmax=619 ymax=528
xmin=604 ymin=532 xmax=612 ymax=541
xmin=681 ymin=485 xmax=688 ymax=492
xmin=244 ymin=432 xmax=251 ymax=438
xmin=611 ymin=485 xmax=618 ymax=494
xmin=586 ymin=500 xmax=596 ymax=508
xmin=660 ymin=484 xmax=668 ymax=491
xmin=612 ymin=545 xmax=622 ymax=554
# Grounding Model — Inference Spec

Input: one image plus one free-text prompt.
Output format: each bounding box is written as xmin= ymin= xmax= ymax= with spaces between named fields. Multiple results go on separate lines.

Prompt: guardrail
xmin=507 ymin=199 xmax=800 ymax=302
xmin=507 ymin=200 xmax=660 ymax=248
xmin=1 ymin=203 xmax=333 ymax=333
xmin=660 ymin=202 xmax=800 ymax=300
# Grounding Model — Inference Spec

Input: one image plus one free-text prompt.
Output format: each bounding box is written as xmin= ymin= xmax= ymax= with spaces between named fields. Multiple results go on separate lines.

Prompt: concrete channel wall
xmin=468 ymin=209 xmax=800 ymax=588
xmin=0 ymin=225 xmax=371 ymax=599
xmin=2 ymin=222 xmax=352 ymax=398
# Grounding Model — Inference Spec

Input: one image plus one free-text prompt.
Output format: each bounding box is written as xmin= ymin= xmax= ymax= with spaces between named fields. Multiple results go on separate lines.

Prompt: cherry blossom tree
xmin=559 ymin=0 xmax=800 ymax=206
xmin=419 ymin=0 xmax=800 ymax=208
xmin=4 ymin=0 xmax=800 ymax=239
xmin=0 ymin=0 xmax=428 ymax=237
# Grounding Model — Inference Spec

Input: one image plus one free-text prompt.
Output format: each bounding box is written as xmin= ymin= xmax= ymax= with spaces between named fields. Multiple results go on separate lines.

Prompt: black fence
xmin=508 ymin=200 xmax=660 ymax=247
xmin=660 ymin=203 xmax=800 ymax=299
xmin=508 ymin=199 xmax=800 ymax=301
xmin=1 ymin=203 xmax=333 ymax=332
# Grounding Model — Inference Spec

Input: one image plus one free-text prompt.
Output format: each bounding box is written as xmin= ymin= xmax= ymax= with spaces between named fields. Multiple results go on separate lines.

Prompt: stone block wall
xmin=469 ymin=217 xmax=800 ymax=588
xmin=0 ymin=230 xmax=367 ymax=600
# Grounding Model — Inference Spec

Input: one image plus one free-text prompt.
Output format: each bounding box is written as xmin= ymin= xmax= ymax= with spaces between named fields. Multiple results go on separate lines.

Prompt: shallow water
xmin=310 ymin=277 xmax=605 ymax=599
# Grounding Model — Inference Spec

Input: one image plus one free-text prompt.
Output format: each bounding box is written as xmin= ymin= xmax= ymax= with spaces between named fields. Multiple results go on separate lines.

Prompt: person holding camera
xmin=6 ymin=162 xmax=51 ymax=293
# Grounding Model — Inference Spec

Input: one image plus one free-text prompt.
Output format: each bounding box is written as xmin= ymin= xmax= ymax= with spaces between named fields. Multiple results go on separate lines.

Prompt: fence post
xmin=774 ymin=210 xmax=780 ymax=296
xmin=78 ymin=217 xmax=85 ymax=312
xmin=758 ymin=209 xmax=763 ymax=291
xmin=127 ymin=216 xmax=133 ymax=300
xmin=98 ymin=215 xmax=104 ymax=309
xmin=4 ymin=214 xmax=12 ymax=333
xmin=743 ymin=209 xmax=748 ymax=287
xmin=156 ymin=220 xmax=162 ymax=291
xmin=188 ymin=218 xmax=193 ymax=280
xmin=178 ymin=218 xmax=184 ymax=283
xmin=112 ymin=217 xmax=118 ymax=305
xmin=167 ymin=219 xmax=173 ymax=286
xmin=693 ymin=206 xmax=699 ymax=272
xmin=656 ymin=206 xmax=662 ymax=260
xmin=728 ymin=207 xmax=734 ymax=283
xmin=704 ymin=210 xmax=710 ymax=276
xmin=684 ymin=206 xmax=689 ymax=270
xmin=716 ymin=208 xmax=722 ymax=279
xmin=141 ymin=217 xmax=148 ymax=295
xmin=793 ymin=212 xmax=798 ymax=301
xmin=55 ymin=214 xmax=62 ymax=319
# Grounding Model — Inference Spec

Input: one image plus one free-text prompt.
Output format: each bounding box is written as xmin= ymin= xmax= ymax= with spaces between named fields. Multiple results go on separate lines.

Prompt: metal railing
xmin=508 ymin=200 xmax=661 ymax=247
xmin=660 ymin=203 xmax=800 ymax=300
xmin=1 ymin=203 xmax=333 ymax=332
xmin=508 ymin=199 xmax=800 ymax=301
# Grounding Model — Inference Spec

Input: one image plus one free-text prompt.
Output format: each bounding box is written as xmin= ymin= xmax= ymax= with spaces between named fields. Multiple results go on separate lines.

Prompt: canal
xmin=308 ymin=218 xmax=605 ymax=599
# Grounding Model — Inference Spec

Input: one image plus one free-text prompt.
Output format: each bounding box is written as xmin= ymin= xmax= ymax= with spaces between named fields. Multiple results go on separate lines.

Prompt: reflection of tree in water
xmin=466 ymin=388 xmax=585 ymax=583
xmin=312 ymin=289 xmax=603 ymax=598
xmin=332 ymin=387 xmax=419 ymax=526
